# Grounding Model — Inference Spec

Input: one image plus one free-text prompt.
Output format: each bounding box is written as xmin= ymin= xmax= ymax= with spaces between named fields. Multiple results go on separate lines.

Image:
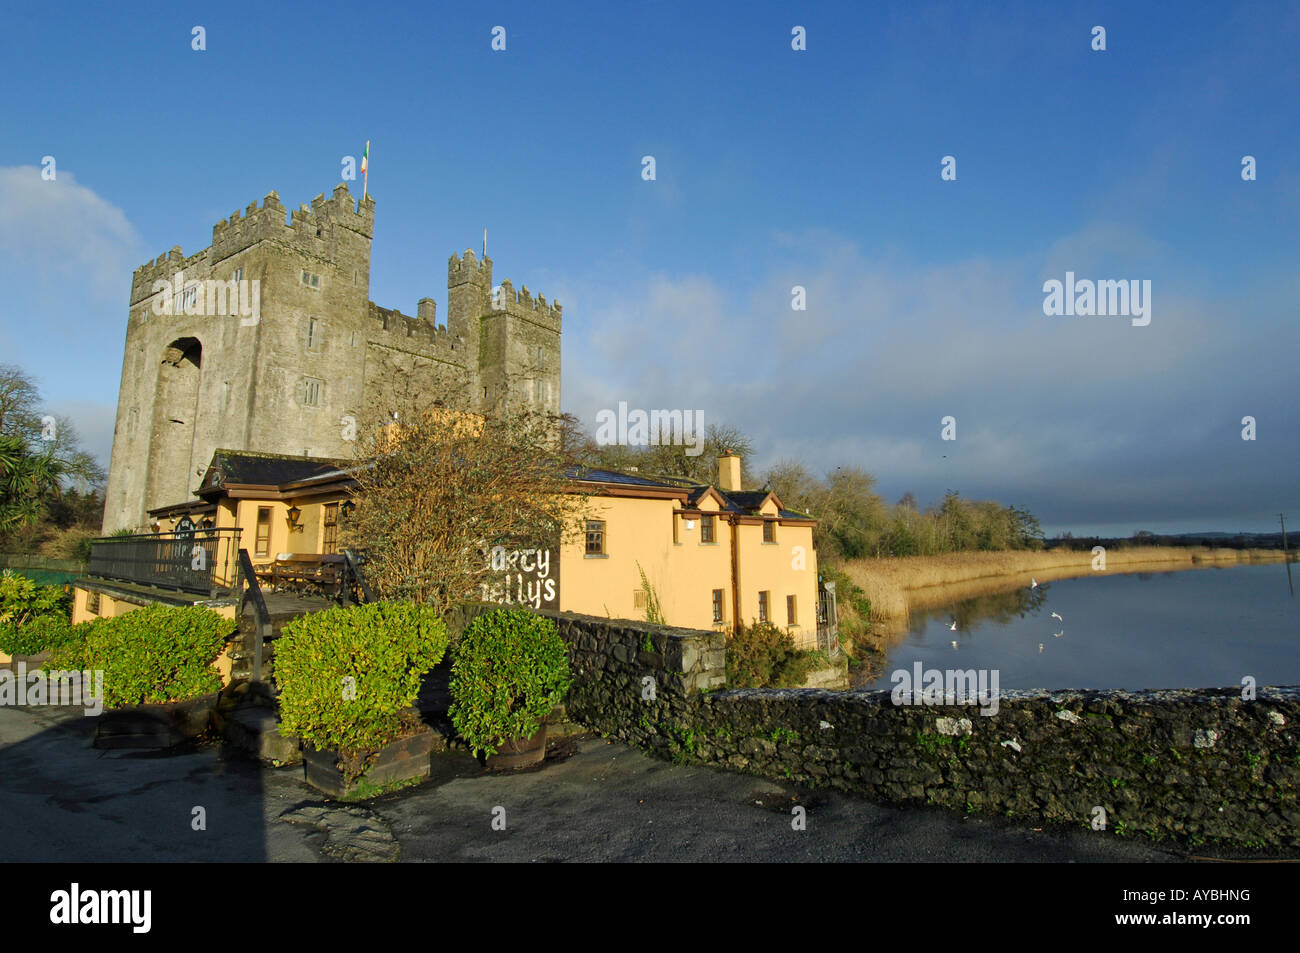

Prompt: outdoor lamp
xmin=286 ymin=505 xmax=302 ymax=531
xmin=340 ymin=500 xmax=356 ymax=519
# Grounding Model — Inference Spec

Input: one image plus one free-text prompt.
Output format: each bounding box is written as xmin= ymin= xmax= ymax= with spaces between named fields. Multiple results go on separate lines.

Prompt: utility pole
xmin=1282 ymin=513 xmax=1290 ymax=553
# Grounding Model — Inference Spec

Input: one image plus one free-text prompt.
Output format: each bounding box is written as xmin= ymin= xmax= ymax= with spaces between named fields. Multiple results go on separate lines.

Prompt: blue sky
xmin=1 ymin=0 xmax=1296 ymax=535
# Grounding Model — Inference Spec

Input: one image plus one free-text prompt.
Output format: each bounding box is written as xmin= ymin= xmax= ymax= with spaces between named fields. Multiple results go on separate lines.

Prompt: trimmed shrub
xmin=45 ymin=605 xmax=232 ymax=708
xmin=449 ymin=608 xmax=571 ymax=758
xmin=726 ymin=620 xmax=824 ymax=689
xmin=275 ymin=602 xmax=448 ymax=777
xmin=0 ymin=570 xmax=69 ymax=628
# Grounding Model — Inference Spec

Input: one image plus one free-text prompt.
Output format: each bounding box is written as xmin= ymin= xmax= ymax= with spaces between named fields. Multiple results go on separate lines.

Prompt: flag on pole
xmin=361 ymin=141 xmax=370 ymax=198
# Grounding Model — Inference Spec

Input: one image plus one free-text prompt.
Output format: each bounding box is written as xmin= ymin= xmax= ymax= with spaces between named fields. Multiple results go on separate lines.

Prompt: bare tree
xmin=343 ymin=398 xmax=587 ymax=617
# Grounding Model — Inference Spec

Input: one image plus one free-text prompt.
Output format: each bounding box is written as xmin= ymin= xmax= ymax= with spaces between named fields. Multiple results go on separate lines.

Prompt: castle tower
xmin=102 ymin=183 xmax=562 ymax=533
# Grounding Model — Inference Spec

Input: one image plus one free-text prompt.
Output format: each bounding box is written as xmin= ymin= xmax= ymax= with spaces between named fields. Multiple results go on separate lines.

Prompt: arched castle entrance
xmin=144 ymin=337 xmax=204 ymax=516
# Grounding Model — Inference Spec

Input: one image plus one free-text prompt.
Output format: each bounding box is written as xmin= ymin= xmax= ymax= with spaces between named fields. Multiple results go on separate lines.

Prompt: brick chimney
xmin=717 ymin=451 xmax=741 ymax=492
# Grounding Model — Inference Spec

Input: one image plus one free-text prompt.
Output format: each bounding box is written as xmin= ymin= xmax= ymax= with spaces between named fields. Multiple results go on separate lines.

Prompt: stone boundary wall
xmin=449 ymin=604 xmax=1299 ymax=848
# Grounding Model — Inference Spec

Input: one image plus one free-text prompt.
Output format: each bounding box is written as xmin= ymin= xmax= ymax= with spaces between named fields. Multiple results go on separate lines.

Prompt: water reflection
xmin=856 ymin=564 xmax=1299 ymax=692
xmin=908 ymin=583 xmax=1052 ymax=637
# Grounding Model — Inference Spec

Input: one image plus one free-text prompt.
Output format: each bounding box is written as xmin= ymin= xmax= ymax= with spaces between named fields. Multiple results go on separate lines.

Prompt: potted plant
xmin=449 ymin=607 xmax=571 ymax=769
xmin=275 ymin=602 xmax=448 ymax=799
xmin=43 ymin=604 xmax=232 ymax=747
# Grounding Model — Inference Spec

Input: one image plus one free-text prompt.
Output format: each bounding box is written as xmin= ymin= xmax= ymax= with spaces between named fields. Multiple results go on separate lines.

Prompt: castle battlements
xmin=366 ymin=301 xmax=461 ymax=350
xmin=494 ymin=278 xmax=563 ymax=330
xmin=131 ymin=184 xmax=375 ymax=303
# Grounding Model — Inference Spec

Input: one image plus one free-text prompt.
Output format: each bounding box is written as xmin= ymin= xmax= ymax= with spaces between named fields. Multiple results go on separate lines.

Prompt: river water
xmin=859 ymin=563 xmax=1299 ymax=691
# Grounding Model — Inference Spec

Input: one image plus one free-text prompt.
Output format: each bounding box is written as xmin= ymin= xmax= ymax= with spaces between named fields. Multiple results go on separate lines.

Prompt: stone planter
xmin=485 ymin=724 xmax=547 ymax=771
xmin=94 ymin=692 xmax=219 ymax=749
xmin=303 ymin=726 xmax=434 ymax=799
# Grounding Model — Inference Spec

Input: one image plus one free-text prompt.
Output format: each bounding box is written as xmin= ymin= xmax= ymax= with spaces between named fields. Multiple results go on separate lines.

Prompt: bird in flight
xmin=1051 ymin=611 xmax=1063 ymax=622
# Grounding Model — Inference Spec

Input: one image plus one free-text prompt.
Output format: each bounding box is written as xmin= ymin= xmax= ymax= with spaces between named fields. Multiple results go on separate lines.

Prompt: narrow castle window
xmin=233 ymin=267 xmax=242 ymax=282
xmin=302 ymin=377 xmax=323 ymax=407
xmin=306 ymin=317 xmax=320 ymax=351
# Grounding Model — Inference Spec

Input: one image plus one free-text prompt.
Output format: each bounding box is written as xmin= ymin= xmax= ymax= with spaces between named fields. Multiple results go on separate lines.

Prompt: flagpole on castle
xmin=362 ymin=140 xmax=370 ymax=201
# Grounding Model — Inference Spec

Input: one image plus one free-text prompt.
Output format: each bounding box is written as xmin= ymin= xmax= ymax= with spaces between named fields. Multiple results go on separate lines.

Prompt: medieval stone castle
xmin=102 ymin=182 xmax=562 ymax=532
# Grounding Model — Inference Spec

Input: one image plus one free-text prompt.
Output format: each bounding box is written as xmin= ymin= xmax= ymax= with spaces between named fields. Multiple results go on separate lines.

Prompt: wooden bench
xmin=270 ymin=554 xmax=346 ymax=591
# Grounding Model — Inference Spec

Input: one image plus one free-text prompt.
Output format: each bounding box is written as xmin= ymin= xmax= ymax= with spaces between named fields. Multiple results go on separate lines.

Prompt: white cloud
xmin=0 ymin=165 xmax=144 ymax=306
xmin=558 ymin=225 xmax=1298 ymax=529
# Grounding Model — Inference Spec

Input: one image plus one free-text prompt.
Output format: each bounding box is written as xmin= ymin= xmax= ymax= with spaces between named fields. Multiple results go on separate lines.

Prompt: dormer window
xmin=700 ymin=515 xmax=715 ymax=543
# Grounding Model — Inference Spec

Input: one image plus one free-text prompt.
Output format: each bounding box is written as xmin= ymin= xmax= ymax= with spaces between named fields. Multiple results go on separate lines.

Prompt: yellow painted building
xmin=72 ymin=450 xmax=828 ymax=649
xmin=562 ymin=455 xmax=822 ymax=645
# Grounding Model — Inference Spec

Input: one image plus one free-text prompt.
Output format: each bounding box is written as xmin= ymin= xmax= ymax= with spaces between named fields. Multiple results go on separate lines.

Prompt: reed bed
xmin=843 ymin=547 xmax=1287 ymax=629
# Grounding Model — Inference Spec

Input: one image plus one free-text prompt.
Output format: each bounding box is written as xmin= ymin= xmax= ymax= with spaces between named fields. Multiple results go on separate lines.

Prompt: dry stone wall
xmin=451 ymin=604 xmax=1299 ymax=848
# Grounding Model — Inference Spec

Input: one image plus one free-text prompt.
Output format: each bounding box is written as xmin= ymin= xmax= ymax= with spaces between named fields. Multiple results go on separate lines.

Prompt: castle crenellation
xmin=104 ymin=181 xmax=562 ymax=532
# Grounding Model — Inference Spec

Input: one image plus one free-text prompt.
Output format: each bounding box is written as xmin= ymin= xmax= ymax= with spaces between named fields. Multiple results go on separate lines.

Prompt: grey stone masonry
xmin=103 ymin=184 xmax=562 ymax=532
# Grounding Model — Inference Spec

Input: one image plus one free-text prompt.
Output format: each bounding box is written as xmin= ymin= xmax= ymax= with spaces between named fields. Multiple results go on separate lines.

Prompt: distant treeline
xmin=1049 ymin=531 xmax=1292 ymax=551
xmin=561 ymin=415 xmax=1045 ymax=561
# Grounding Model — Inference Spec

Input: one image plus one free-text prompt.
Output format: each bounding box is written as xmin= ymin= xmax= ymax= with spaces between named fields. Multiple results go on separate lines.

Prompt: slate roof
xmin=172 ymin=452 xmax=816 ymax=522
xmin=562 ymin=465 xmax=684 ymax=489
xmin=199 ymin=450 xmax=354 ymax=494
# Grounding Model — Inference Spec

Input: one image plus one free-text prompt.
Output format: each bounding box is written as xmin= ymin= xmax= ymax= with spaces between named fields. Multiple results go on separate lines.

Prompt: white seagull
xmin=949 ymin=620 xmax=958 ymax=631
xmin=1030 ymin=578 xmax=1038 ymax=589
xmin=1038 ymin=642 xmax=1045 ymax=653
xmin=1050 ymin=611 xmax=1063 ymax=622
xmin=1053 ymin=630 xmax=1064 ymax=638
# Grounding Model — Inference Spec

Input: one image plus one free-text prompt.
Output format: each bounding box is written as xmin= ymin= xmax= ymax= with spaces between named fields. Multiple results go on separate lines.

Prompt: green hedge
xmin=45 ymin=605 xmax=232 ymax=708
xmin=0 ymin=614 xmax=84 ymax=657
xmin=449 ymin=607 xmax=571 ymax=758
xmin=275 ymin=602 xmax=448 ymax=772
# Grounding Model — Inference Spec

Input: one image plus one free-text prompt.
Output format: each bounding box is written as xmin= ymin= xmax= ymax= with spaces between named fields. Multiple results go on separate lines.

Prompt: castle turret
xmin=447 ymin=250 xmax=491 ymax=357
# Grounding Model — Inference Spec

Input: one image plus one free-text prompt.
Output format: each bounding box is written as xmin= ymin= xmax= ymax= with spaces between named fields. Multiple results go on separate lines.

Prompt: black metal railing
xmin=237 ymin=548 xmax=273 ymax=682
xmin=87 ymin=528 xmax=243 ymax=598
xmin=338 ymin=550 xmax=374 ymax=605
xmin=817 ymin=581 xmax=840 ymax=656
